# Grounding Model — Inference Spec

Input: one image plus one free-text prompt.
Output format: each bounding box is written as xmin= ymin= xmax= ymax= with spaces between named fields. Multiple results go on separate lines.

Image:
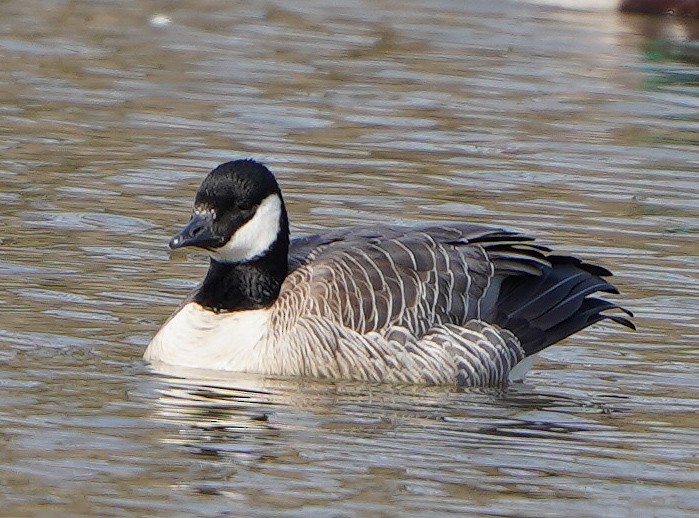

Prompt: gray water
xmin=2 ymin=0 xmax=699 ymax=516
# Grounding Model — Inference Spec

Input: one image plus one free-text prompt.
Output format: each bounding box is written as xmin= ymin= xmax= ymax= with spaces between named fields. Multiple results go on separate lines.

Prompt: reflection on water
xmin=1 ymin=0 xmax=698 ymax=516
xmin=146 ymin=369 xmax=699 ymax=516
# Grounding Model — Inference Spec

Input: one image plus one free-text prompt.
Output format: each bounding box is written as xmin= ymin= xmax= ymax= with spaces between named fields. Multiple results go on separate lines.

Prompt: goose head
xmin=170 ymin=159 xmax=290 ymax=265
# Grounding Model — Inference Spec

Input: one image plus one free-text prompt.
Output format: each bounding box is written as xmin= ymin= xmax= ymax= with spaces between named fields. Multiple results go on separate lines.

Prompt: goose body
xmin=145 ymin=159 xmax=634 ymax=386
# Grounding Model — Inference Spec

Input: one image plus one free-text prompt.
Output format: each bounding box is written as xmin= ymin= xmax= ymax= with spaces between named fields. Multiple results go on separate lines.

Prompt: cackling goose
xmin=144 ymin=159 xmax=634 ymax=386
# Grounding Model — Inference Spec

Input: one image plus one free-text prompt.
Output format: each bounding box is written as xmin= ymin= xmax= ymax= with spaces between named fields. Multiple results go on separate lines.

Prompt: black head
xmin=170 ymin=159 xmax=289 ymax=264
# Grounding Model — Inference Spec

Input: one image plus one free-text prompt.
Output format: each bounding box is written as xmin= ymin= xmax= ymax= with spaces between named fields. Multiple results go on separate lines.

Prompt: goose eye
xmin=239 ymin=202 xmax=258 ymax=212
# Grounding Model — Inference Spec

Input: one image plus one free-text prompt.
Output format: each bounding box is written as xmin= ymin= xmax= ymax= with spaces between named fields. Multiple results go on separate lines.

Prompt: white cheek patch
xmin=211 ymin=193 xmax=282 ymax=263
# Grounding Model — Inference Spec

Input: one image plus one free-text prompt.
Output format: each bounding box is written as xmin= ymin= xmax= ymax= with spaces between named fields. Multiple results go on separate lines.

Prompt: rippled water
xmin=2 ymin=0 xmax=698 ymax=516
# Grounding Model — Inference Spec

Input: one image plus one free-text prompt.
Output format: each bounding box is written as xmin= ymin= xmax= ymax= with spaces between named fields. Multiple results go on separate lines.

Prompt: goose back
xmin=282 ymin=224 xmax=548 ymax=335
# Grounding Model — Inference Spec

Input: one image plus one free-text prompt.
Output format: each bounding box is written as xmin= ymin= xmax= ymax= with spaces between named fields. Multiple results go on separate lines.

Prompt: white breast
xmin=144 ymin=302 xmax=272 ymax=371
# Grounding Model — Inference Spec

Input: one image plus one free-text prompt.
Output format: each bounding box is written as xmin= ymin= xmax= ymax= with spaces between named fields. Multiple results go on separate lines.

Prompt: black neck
xmin=193 ymin=225 xmax=289 ymax=312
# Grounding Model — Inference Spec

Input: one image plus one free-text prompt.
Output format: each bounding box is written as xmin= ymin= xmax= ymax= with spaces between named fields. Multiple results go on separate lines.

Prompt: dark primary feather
xmin=492 ymin=255 xmax=634 ymax=355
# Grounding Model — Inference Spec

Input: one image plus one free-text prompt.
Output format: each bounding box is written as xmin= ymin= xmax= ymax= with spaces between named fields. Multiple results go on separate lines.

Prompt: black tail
xmin=492 ymin=255 xmax=635 ymax=356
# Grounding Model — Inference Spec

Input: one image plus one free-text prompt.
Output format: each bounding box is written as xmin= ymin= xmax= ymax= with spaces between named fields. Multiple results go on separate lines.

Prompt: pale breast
xmin=144 ymin=302 xmax=272 ymax=371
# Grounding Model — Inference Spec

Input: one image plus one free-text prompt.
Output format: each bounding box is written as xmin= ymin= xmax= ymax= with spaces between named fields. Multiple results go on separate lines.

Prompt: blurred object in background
xmin=620 ymin=0 xmax=699 ymax=17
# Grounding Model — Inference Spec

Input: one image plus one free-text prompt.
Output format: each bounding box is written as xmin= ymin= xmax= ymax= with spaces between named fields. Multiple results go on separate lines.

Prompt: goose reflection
xmin=146 ymin=361 xmax=626 ymax=459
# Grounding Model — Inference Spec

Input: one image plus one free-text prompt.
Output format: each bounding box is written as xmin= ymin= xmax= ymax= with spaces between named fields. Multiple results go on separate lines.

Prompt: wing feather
xmin=281 ymin=224 xmax=531 ymax=336
xmin=265 ymin=223 xmax=633 ymax=386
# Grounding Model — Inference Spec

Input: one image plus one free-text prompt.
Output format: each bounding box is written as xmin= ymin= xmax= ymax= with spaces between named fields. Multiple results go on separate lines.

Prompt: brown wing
xmin=281 ymin=224 xmax=549 ymax=337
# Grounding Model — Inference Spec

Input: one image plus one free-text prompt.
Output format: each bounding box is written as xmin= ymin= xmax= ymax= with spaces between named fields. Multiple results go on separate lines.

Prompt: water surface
xmin=1 ymin=1 xmax=698 ymax=516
